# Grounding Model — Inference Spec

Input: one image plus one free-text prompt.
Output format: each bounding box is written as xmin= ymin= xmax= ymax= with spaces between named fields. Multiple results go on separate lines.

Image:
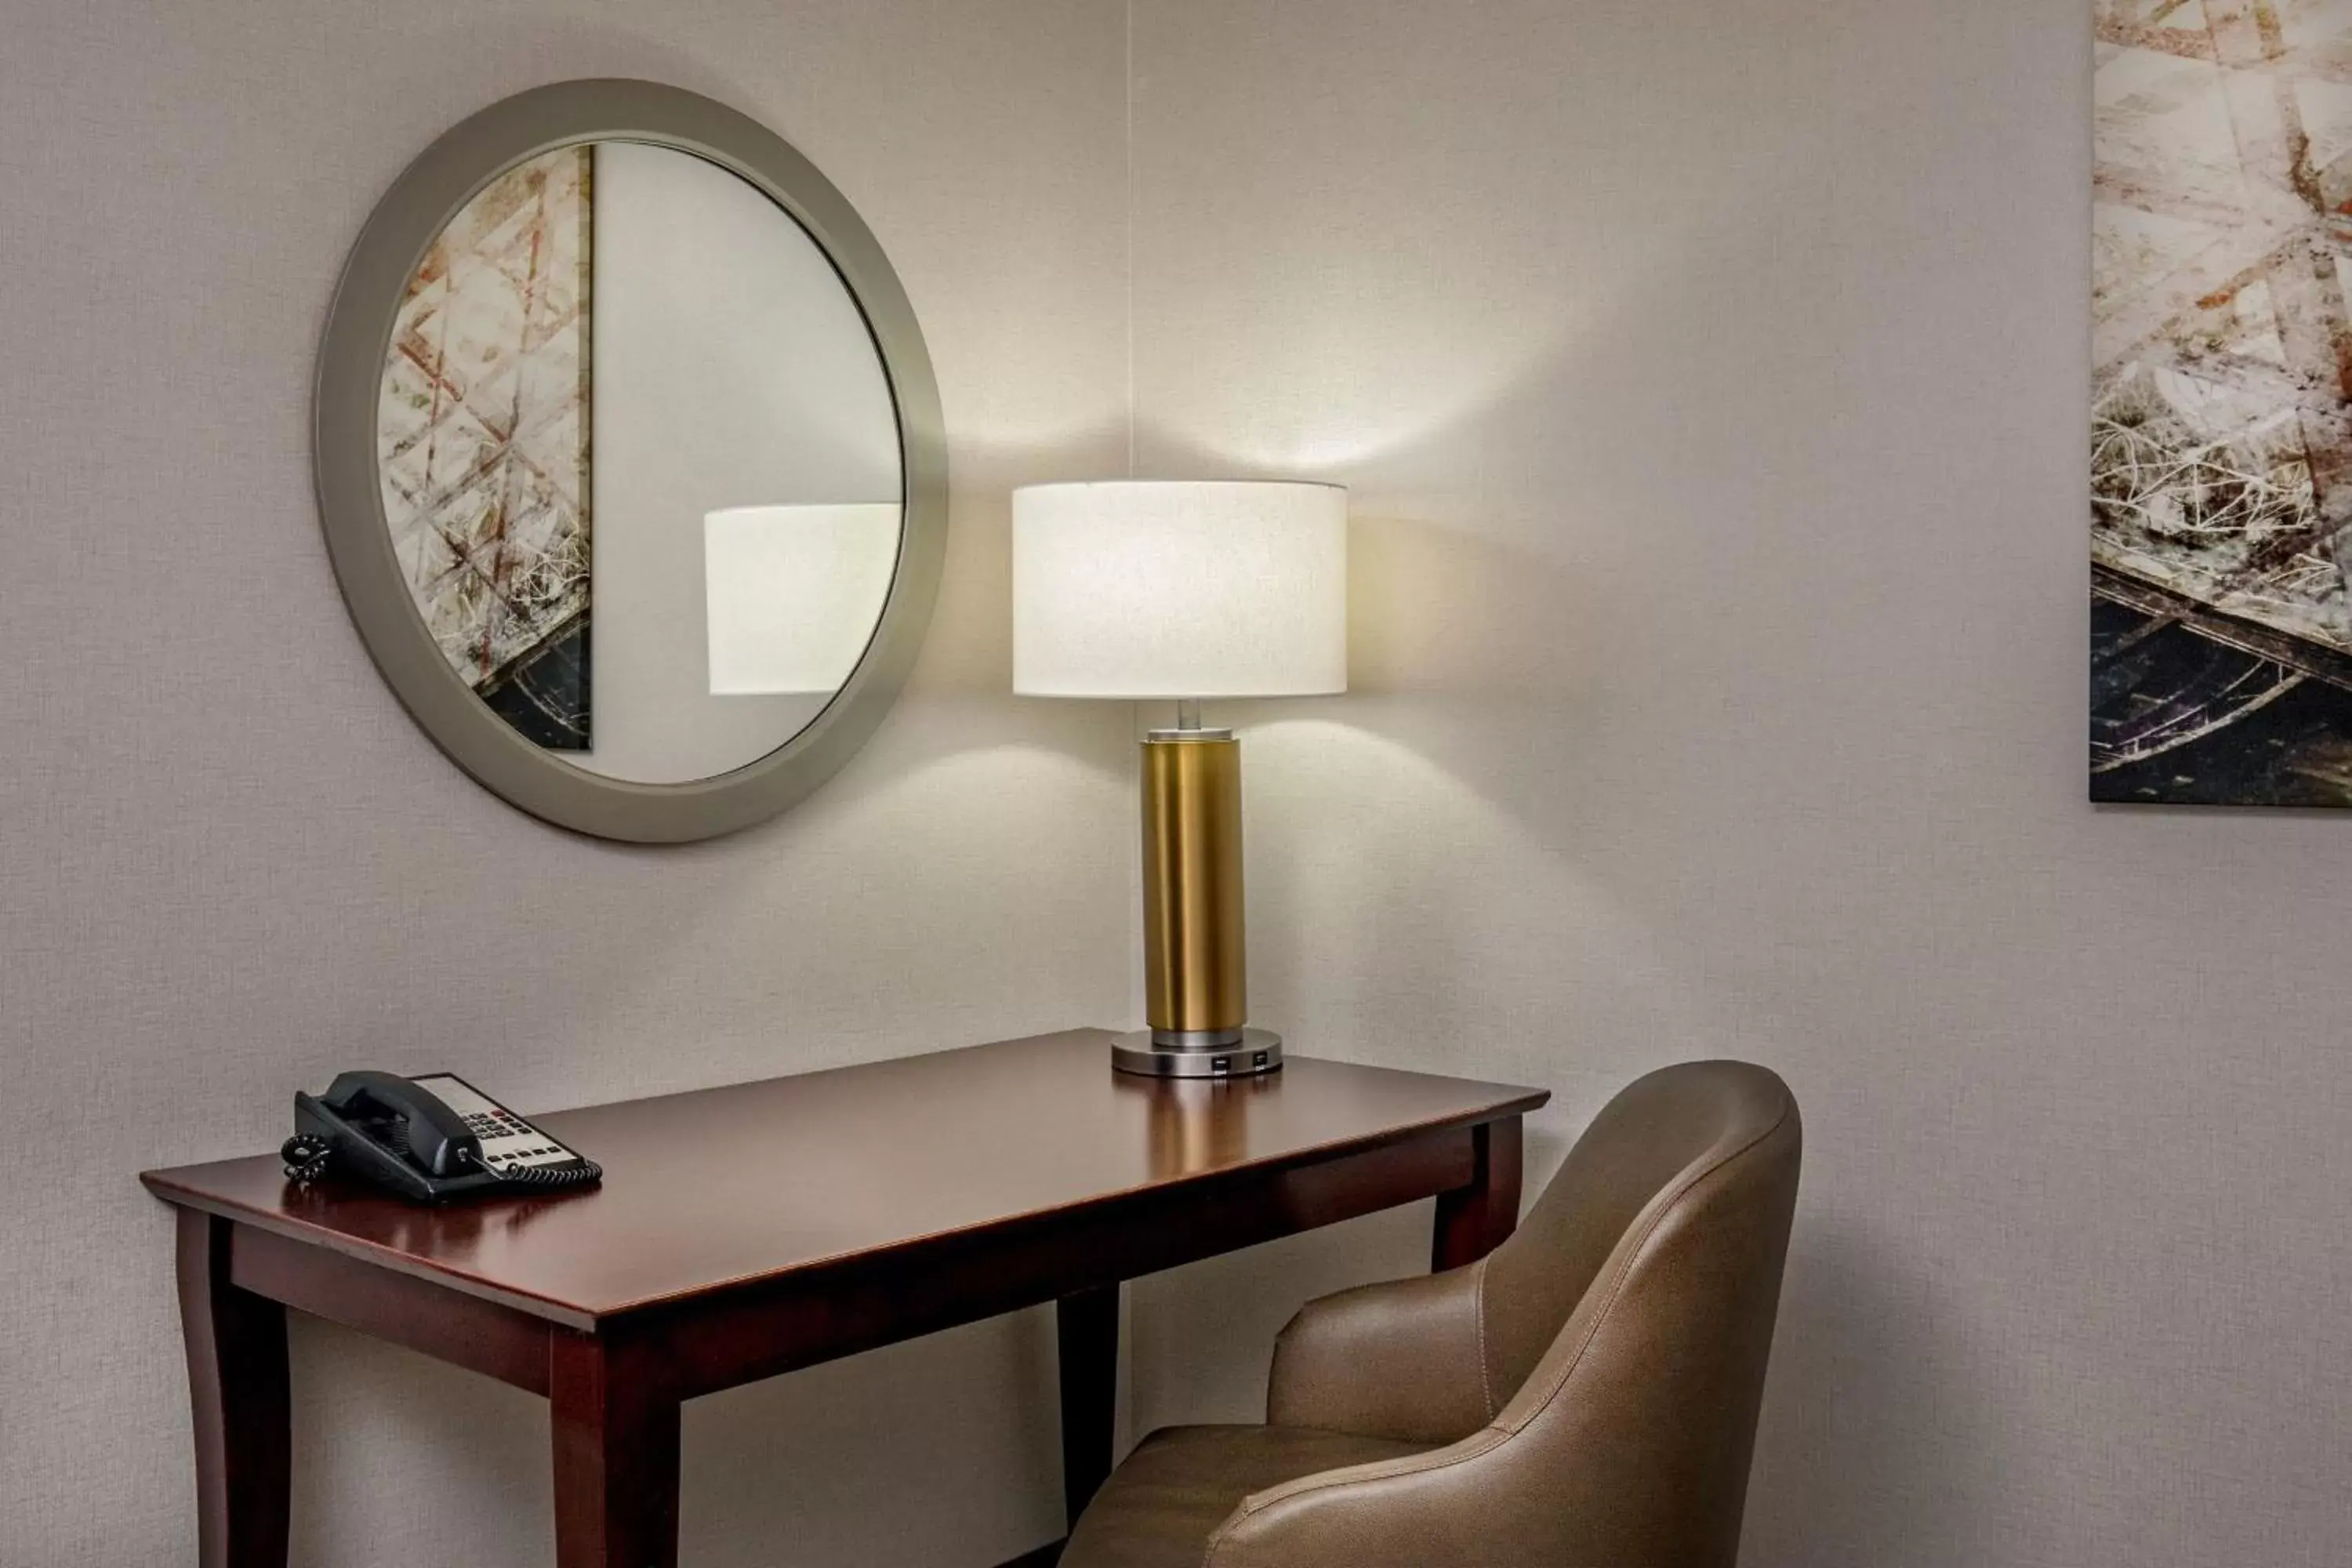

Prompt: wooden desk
xmin=141 ymin=1029 xmax=1548 ymax=1567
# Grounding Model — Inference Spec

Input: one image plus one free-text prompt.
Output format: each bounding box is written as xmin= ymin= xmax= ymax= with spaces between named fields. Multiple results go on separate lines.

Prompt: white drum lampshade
xmin=1011 ymin=481 xmax=1347 ymax=698
xmin=705 ymin=504 xmax=901 ymax=695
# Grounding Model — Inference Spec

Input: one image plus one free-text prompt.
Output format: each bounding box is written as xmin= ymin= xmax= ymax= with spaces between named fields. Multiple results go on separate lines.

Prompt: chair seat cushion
xmin=1061 ymin=1424 xmax=1436 ymax=1568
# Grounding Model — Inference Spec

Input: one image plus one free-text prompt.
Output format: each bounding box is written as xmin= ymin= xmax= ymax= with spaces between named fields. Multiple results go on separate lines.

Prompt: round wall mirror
xmin=314 ymin=81 xmax=946 ymax=841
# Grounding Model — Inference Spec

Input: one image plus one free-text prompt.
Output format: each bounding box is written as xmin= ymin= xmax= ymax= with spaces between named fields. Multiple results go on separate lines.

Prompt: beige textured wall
xmin=0 ymin=3 xmax=1132 ymax=1565
xmin=1121 ymin=2 xmax=2352 ymax=1565
xmin=11 ymin=2 xmax=2349 ymax=1563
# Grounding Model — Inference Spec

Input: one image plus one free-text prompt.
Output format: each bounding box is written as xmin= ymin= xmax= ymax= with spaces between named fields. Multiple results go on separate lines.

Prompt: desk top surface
xmin=142 ymin=1029 xmax=1546 ymax=1323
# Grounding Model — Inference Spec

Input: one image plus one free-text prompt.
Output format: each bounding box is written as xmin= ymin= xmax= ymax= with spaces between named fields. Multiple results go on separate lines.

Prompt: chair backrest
xmin=1475 ymin=1058 xmax=1801 ymax=1566
xmin=1221 ymin=1061 xmax=1799 ymax=1568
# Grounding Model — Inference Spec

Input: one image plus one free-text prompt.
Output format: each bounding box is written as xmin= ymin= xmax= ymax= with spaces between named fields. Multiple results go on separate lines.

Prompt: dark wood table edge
xmin=140 ymin=1172 xmax=601 ymax=1330
xmin=150 ymin=1112 xmax=1541 ymax=1396
xmin=137 ymin=1076 xmax=1549 ymax=1331
xmin=150 ymin=1065 xmax=1544 ymax=1568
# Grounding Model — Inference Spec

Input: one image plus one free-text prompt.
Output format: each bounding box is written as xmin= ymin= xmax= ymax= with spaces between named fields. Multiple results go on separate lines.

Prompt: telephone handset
xmin=285 ymin=1071 xmax=601 ymax=1203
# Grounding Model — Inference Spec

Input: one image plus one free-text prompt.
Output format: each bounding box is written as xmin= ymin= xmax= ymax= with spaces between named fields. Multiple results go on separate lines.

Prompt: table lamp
xmin=705 ymin=503 xmax=902 ymax=694
xmin=1013 ymin=480 xmax=1347 ymax=1077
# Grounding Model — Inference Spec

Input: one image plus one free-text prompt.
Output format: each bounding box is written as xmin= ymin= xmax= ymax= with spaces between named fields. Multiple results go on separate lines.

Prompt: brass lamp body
xmin=1118 ymin=728 xmax=1283 ymax=1077
xmin=1142 ymin=732 xmax=1246 ymax=1034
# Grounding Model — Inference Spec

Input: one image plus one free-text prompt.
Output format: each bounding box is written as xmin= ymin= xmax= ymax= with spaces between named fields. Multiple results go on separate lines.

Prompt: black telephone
xmin=285 ymin=1071 xmax=601 ymax=1203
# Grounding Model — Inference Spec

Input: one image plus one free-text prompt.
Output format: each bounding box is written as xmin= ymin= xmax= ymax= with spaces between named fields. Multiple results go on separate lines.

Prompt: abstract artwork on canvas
xmin=2092 ymin=0 xmax=2352 ymax=803
xmin=379 ymin=147 xmax=593 ymax=750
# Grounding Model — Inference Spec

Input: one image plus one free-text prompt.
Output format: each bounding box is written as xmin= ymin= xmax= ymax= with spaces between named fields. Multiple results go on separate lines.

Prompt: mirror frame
xmin=314 ymin=79 xmax=947 ymax=842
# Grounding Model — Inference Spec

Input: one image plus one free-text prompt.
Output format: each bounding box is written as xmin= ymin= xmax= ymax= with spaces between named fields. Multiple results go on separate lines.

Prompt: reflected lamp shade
xmin=704 ymin=504 xmax=901 ymax=695
xmin=1011 ymin=481 xmax=1348 ymax=698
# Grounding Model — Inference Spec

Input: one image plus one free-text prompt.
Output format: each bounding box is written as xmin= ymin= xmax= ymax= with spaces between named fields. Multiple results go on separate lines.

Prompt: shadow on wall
xmin=1737 ymin=1226 xmax=2005 ymax=1568
xmin=287 ymin=1324 xmax=546 ymax=1564
xmin=680 ymin=1305 xmax=1062 ymax=1567
xmin=289 ymin=1305 xmax=1066 ymax=1568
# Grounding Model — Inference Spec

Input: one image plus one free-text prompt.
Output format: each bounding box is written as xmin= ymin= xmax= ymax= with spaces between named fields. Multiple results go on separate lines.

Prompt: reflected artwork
xmin=2091 ymin=0 xmax=2352 ymax=804
xmin=379 ymin=147 xmax=593 ymax=750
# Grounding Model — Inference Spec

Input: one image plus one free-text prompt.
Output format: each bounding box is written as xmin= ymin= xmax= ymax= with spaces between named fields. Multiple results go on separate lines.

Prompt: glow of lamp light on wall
xmin=703 ymin=503 xmax=901 ymax=695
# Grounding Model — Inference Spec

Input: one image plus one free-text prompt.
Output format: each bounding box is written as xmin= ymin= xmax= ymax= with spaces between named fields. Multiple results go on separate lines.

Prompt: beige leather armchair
xmin=1062 ymin=1060 xmax=1801 ymax=1568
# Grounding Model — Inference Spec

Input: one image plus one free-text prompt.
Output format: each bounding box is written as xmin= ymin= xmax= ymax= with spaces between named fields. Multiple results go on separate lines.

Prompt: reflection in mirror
xmin=706 ymin=505 xmax=900 ymax=699
xmin=376 ymin=140 xmax=902 ymax=786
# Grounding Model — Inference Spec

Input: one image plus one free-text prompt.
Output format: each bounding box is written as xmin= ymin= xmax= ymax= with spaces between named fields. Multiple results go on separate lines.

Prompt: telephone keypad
xmin=414 ymin=1074 xmax=582 ymax=1171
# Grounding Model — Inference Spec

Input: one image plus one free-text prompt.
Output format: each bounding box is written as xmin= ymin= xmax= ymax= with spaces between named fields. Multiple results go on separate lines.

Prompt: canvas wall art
xmin=2092 ymin=0 xmax=2352 ymax=804
xmin=379 ymin=147 xmax=593 ymax=751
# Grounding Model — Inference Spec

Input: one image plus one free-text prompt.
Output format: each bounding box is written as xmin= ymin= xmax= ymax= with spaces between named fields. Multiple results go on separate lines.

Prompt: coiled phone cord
xmin=281 ymin=1132 xmax=334 ymax=1185
xmin=461 ymin=1147 xmax=604 ymax=1188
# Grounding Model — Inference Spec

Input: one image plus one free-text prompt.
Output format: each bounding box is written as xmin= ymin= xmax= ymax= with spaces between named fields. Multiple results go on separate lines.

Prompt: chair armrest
xmin=1266 ymin=1261 xmax=1493 ymax=1444
xmin=1203 ymin=1427 xmax=1515 ymax=1568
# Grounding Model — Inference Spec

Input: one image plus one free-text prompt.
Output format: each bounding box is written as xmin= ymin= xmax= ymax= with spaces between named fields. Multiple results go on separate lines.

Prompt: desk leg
xmin=175 ymin=1211 xmax=291 ymax=1568
xmin=1432 ymin=1116 xmax=1524 ymax=1272
xmin=551 ymin=1331 xmax=681 ymax=1568
xmin=1056 ymin=1284 xmax=1120 ymax=1529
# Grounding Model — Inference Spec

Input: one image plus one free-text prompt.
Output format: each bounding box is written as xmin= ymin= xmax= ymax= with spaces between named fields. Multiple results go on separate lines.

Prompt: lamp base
xmin=1110 ymin=1027 xmax=1284 ymax=1079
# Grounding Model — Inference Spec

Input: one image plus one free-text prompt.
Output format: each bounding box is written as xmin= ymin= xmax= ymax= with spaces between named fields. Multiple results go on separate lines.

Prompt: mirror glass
xmin=376 ymin=140 xmax=901 ymax=786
